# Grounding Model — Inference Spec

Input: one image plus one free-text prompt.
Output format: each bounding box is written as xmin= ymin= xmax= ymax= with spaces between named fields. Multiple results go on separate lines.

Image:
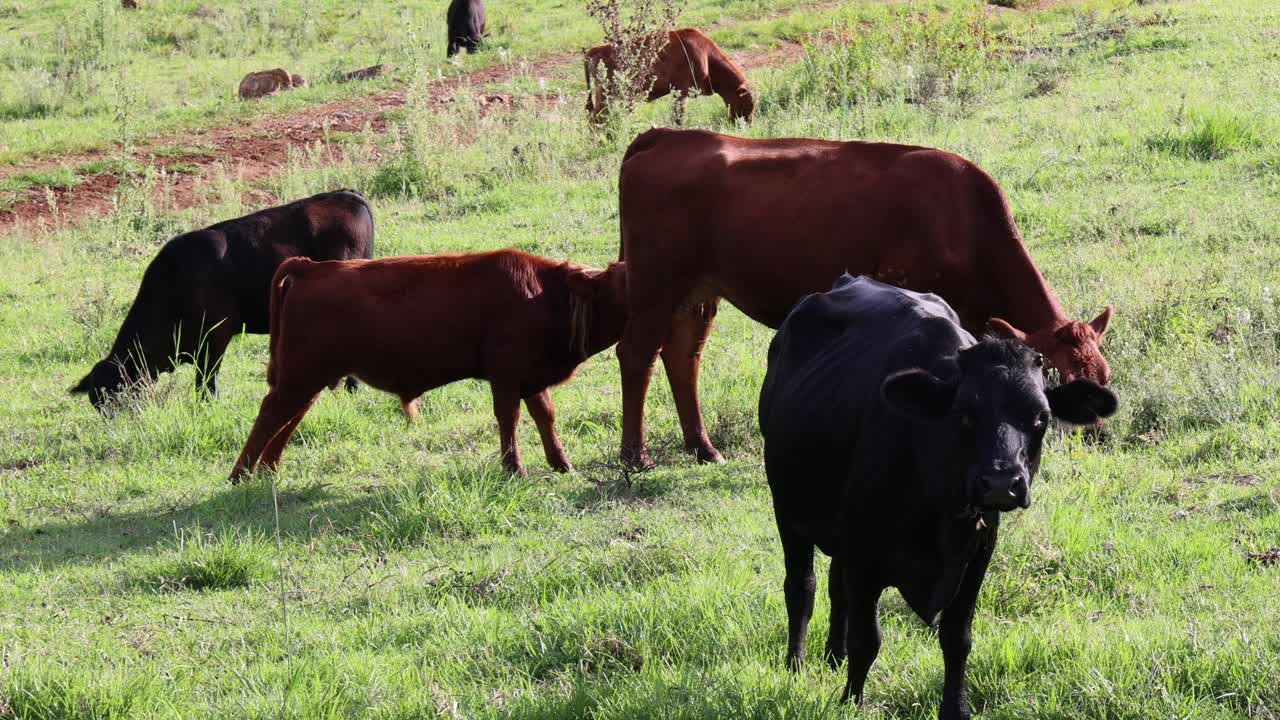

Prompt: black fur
xmin=72 ymin=190 xmax=374 ymax=410
xmin=759 ymin=275 xmax=1116 ymax=719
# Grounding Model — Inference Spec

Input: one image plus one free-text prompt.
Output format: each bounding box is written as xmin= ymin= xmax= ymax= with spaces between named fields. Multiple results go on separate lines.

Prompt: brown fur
xmin=584 ymin=28 xmax=754 ymax=123
xmin=614 ymin=128 xmax=1113 ymax=468
xmin=238 ymin=69 xmax=296 ymax=100
xmin=122 ymin=0 xmax=139 ymax=9
xmin=230 ymin=250 xmax=628 ymax=481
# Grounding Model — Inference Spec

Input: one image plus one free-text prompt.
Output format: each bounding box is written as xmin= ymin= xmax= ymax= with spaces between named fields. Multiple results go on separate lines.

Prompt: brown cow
xmin=585 ymin=28 xmax=754 ymax=123
xmin=229 ymin=251 xmax=628 ymax=481
xmin=616 ymin=128 xmax=1114 ymax=468
xmin=238 ymin=69 xmax=296 ymax=100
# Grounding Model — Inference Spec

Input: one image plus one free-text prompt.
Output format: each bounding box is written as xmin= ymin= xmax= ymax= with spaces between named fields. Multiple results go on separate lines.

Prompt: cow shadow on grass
xmin=0 ymin=477 xmax=396 ymax=573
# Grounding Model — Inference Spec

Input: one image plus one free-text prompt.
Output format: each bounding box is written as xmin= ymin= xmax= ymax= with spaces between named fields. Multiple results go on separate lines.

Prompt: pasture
xmin=2 ymin=0 xmax=1279 ymax=717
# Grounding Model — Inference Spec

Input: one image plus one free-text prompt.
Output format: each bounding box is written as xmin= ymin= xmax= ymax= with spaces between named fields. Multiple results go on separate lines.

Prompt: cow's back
xmin=205 ymin=191 xmax=374 ymax=332
xmin=760 ymin=276 xmax=971 ymax=546
xmin=619 ymin=129 xmax=997 ymax=327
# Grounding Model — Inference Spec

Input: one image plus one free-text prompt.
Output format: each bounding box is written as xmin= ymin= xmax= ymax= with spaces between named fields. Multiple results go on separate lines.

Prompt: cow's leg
xmin=938 ymin=525 xmax=998 ymax=720
xmin=840 ymin=571 xmax=883 ymax=705
xmin=617 ymin=309 xmax=673 ymax=468
xmin=660 ymin=299 xmax=722 ymax=464
xmin=778 ymin=524 xmax=816 ymax=670
xmin=825 ymin=555 xmax=849 ymax=669
xmin=525 ymin=390 xmax=572 ymax=473
xmin=229 ymin=386 xmax=318 ymax=482
xmin=257 ymin=392 xmax=322 ymax=472
xmin=491 ymin=383 xmax=526 ymax=477
xmin=194 ymin=318 xmax=238 ymax=399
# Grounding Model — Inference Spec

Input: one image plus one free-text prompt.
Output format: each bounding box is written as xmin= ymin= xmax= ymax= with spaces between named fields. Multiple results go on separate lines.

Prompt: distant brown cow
xmin=238 ymin=69 xmax=297 ymax=100
xmin=616 ymin=128 xmax=1114 ymax=468
xmin=122 ymin=0 xmax=138 ymax=9
xmin=229 ymin=251 xmax=628 ymax=480
xmin=585 ymin=28 xmax=754 ymax=123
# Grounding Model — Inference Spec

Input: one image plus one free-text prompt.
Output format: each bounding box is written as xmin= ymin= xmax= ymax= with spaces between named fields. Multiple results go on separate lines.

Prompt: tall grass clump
xmin=139 ymin=525 xmax=271 ymax=592
xmin=1146 ymin=110 xmax=1263 ymax=160
xmin=1 ymin=667 xmax=156 ymax=720
xmin=583 ymin=0 xmax=684 ymax=133
xmin=364 ymin=461 xmax=554 ymax=549
xmin=769 ymin=2 xmax=999 ymax=113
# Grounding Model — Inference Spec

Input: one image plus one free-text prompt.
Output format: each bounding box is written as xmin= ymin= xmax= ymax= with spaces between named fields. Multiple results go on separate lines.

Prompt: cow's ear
xmin=1089 ymin=305 xmax=1114 ymax=340
xmin=881 ymin=369 xmax=958 ymax=420
xmin=1046 ymin=380 xmax=1117 ymax=425
xmin=985 ymin=317 xmax=1026 ymax=342
xmin=566 ymin=268 xmax=603 ymax=299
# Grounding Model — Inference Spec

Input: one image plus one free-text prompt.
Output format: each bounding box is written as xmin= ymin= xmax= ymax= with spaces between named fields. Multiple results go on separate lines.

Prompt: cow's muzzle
xmin=979 ymin=471 xmax=1030 ymax=511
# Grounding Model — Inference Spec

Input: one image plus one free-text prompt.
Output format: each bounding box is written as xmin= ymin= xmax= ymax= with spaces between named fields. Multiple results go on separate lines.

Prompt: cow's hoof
xmin=824 ymin=648 xmax=847 ymax=670
xmin=692 ymin=445 xmax=725 ymax=464
xmin=549 ymin=459 xmax=573 ymax=474
xmin=621 ymin=446 xmax=654 ymax=470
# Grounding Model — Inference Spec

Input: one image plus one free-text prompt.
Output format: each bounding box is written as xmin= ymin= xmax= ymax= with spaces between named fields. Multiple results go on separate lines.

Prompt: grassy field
xmin=3 ymin=0 xmax=1280 ymax=718
xmin=0 ymin=0 xmax=834 ymax=166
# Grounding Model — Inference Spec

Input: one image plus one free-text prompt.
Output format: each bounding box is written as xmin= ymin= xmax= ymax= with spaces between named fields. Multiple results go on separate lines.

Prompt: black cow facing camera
xmin=758 ymin=275 xmax=1116 ymax=720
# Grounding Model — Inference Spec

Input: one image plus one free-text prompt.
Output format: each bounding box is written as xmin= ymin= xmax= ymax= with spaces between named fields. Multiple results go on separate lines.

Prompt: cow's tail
xmin=267 ymin=258 xmax=310 ymax=386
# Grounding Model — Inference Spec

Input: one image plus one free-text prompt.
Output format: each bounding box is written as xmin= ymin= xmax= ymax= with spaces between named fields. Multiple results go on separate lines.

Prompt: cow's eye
xmin=1033 ymin=411 xmax=1050 ymax=429
xmin=1032 ymin=354 xmax=1044 ymax=368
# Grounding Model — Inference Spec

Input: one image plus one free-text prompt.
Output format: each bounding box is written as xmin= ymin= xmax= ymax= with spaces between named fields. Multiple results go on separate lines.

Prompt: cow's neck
xmin=986 ymin=235 xmax=1069 ymax=334
xmin=708 ymin=57 xmax=746 ymax=102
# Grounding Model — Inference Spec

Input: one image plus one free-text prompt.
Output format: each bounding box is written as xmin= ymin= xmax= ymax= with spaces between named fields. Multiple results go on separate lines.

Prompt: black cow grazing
xmin=446 ymin=0 xmax=486 ymax=57
xmin=758 ymin=275 xmax=1116 ymax=720
xmin=71 ymin=190 xmax=375 ymax=410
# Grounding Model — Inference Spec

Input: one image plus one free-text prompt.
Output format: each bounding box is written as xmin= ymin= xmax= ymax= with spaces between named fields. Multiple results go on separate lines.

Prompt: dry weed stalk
xmin=585 ymin=0 xmax=684 ymax=117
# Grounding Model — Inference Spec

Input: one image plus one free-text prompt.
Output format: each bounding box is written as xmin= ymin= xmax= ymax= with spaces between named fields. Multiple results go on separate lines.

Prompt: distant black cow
xmin=759 ymin=275 xmax=1116 ymax=720
xmin=72 ymin=190 xmax=375 ymax=410
xmin=446 ymin=0 xmax=486 ymax=57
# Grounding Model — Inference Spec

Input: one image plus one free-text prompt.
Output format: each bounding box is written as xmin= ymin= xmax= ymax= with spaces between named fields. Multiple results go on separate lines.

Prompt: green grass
xmin=0 ymin=0 xmax=828 ymax=165
xmin=2 ymin=0 xmax=1280 ymax=717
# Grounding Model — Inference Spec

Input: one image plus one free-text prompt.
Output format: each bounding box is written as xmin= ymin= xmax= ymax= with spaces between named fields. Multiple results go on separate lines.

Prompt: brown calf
xmin=585 ymin=28 xmax=754 ymax=123
xmin=616 ymin=128 xmax=1113 ymax=468
xmin=238 ymin=69 xmax=297 ymax=100
xmin=229 ymin=250 xmax=628 ymax=480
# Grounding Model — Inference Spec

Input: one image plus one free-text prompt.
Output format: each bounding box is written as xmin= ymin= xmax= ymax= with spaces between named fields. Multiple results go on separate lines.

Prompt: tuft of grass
xmin=138 ymin=525 xmax=271 ymax=592
xmin=75 ymin=158 xmax=144 ymax=177
xmin=0 ymin=168 xmax=81 ymax=193
xmin=1146 ymin=111 xmax=1263 ymax=161
xmin=363 ymin=461 xmax=555 ymax=549
xmin=1 ymin=666 xmax=155 ymax=720
xmin=768 ymin=2 xmax=999 ymax=113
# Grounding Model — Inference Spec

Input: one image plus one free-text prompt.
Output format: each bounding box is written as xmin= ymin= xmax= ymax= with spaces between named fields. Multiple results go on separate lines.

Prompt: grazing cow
xmin=759 ymin=275 xmax=1116 ymax=720
xmin=228 ymin=250 xmax=628 ymax=480
xmin=584 ymin=28 xmax=754 ymax=123
xmin=446 ymin=0 xmax=487 ymax=57
xmin=616 ymin=128 xmax=1114 ymax=467
xmin=121 ymin=0 xmax=138 ymax=9
xmin=72 ymin=191 xmax=375 ymax=410
xmin=238 ymin=69 xmax=296 ymax=100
